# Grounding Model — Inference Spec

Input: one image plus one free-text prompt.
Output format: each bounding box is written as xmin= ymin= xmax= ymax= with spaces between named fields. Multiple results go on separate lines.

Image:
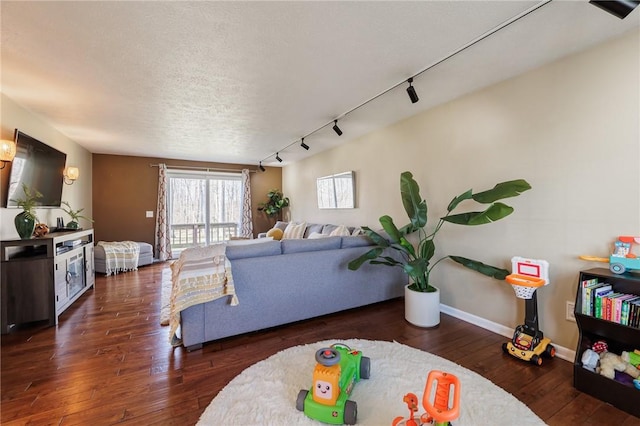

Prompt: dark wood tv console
xmin=1 ymin=229 xmax=94 ymax=333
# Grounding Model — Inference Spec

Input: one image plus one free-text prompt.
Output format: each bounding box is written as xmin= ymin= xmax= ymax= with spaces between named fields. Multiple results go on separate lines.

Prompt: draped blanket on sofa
xmin=169 ymin=243 xmax=238 ymax=346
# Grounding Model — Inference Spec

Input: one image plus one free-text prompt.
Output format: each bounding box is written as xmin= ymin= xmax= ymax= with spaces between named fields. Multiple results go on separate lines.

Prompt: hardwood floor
xmin=1 ymin=262 xmax=639 ymax=425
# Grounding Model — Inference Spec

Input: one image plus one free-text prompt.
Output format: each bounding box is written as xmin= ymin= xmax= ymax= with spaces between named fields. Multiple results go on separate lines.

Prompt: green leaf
xmin=403 ymin=258 xmax=428 ymax=281
xmin=398 ymin=237 xmax=416 ymax=258
xmin=419 ymin=239 xmax=435 ymax=261
xmin=348 ymin=247 xmax=384 ymax=270
xmin=442 ymin=202 xmax=514 ymax=225
xmin=400 ymin=172 xmax=427 ymax=229
xmin=379 ymin=215 xmax=403 ymax=244
xmin=472 ymin=179 xmax=531 ymax=203
xmin=362 ymin=227 xmax=390 ymax=248
xmin=447 ymin=189 xmax=473 ymax=212
xmin=449 ymin=256 xmax=510 ymax=280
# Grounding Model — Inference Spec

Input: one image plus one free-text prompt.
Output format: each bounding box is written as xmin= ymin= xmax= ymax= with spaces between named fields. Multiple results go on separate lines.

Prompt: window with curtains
xmin=167 ymin=170 xmax=243 ymax=251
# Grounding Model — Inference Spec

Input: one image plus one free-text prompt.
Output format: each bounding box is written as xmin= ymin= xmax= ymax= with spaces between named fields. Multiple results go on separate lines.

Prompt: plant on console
xmin=11 ymin=183 xmax=42 ymax=239
xmin=61 ymin=201 xmax=93 ymax=230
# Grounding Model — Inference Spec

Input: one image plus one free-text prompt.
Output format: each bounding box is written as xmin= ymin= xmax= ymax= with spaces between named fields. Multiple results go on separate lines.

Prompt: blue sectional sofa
xmin=179 ymin=235 xmax=406 ymax=351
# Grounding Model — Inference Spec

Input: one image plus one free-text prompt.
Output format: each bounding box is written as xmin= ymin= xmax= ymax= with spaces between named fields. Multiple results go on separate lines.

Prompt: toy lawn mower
xmin=502 ymin=257 xmax=556 ymax=366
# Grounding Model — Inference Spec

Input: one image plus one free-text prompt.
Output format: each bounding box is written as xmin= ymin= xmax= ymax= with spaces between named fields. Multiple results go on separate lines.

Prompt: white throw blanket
xmin=97 ymin=241 xmax=140 ymax=276
xmin=169 ymin=243 xmax=238 ymax=346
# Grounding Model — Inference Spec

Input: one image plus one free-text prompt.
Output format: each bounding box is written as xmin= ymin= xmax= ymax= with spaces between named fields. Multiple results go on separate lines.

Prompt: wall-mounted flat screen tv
xmin=4 ymin=130 xmax=66 ymax=208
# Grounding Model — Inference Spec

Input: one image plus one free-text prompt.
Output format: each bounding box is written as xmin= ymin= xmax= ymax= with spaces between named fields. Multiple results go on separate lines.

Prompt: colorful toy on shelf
xmin=296 ymin=343 xmax=370 ymax=425
xmin=579 ymin=236 xmax=640 ymax=274
xmin=391 ymin=370 xmax=461 ymax=426
xmin=502 ymin=257 xmax=556 ymax=366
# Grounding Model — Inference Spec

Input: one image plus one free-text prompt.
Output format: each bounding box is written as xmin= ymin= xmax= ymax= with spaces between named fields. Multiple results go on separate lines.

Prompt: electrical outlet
xmin=566 ymin=301 xmax=576 ymax=322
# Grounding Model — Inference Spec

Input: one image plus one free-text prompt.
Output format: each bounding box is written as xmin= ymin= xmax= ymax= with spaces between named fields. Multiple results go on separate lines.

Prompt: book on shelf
xmin=593 ymin=285 xmax=613 ymax=318
xmin=621 ymin=296 xmax=640 ymax=325
xmin=613 ymin=294 xmax=636 ymax=323
xmin=604 ymin=293 xmax=623 ymax=321
xmin=581 ymin=278 xmax=601 ymax=315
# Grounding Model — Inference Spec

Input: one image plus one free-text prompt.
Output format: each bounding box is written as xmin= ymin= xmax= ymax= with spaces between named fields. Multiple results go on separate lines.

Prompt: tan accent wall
xmin=283 ymin=30 xmax=640 ymax=351
xmin=92 ymin=154 xmax=281 ymax=244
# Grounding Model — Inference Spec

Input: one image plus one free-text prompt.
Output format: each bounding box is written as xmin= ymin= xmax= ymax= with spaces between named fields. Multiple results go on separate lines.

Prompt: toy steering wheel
xmin=315 ymin=347 xmax=341 ymax=366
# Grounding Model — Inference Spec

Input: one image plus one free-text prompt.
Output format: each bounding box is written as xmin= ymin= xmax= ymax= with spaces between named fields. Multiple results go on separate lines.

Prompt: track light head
xmin=590 ymin=0 xmax=639 ymax=19
xmin=300 ymin=138 xmax=309 ymax=150
xmin=275 ymin=153 xmax=282 ymax=163
xmin=406 ymin=77 xmax=419 ymax=104
xmin=259 ymin=162 xmax=266 ymax=172
xmin=332 ymin=120 xmax=343 ymax=136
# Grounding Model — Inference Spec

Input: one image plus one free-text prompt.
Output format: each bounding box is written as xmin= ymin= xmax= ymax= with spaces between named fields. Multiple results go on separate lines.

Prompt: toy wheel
xmin=502 ymin=342 xmax=509 ymax=354
xmin=296 ymin=389 xmax=308 ymax=411
xmin=360 ymin=356 xmax=371 ymax=379
xmin=610 ymin=263 xmax=626 ymax=274
xmin=531 ymin=354 xmax=542 ymax=366
xmin=544 ymin=344 xmax=556 ymax=358
xmin=315 ymin=348 xmax=341 ymax=366
xmin=344 ymin=400 xmax=357 ymax=425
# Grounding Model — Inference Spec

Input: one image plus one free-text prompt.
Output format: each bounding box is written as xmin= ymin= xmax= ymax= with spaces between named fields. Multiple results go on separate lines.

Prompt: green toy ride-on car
xmin=296 ymin=343 xmax=370 ymax=425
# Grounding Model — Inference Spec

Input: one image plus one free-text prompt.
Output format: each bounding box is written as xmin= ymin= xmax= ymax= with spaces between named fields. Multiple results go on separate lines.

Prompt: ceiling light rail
xmin=258 ymin=0 xmax=554 ymax=168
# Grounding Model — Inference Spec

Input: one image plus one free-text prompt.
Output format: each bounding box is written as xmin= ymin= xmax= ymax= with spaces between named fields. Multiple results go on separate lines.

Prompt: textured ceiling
xmin=1 ymin=1 xmax=638 ymax=167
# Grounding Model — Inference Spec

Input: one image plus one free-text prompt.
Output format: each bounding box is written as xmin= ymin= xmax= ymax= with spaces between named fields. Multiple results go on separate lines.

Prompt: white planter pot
xmin=404 ymin=285 xmax=440 ymax=327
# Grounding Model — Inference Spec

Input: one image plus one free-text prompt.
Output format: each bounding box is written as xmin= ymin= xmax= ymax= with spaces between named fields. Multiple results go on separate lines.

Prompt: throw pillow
xmin=308 ymin=231 xmax=329 ymax=239
xmin=329 ymin=224 xmax=351 ymax=237
xmin=283 ymin=222 xmax=306 ymax=239
xmin=352 ymin=227 xmax=363 ymax=236
xmin=266 ymin=228 xmax=284 ymax=240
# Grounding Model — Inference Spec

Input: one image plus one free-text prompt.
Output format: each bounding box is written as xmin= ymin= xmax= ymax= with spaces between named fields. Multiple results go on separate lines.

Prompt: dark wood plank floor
xmin=2 ymin=262 xmax=639 ymax=425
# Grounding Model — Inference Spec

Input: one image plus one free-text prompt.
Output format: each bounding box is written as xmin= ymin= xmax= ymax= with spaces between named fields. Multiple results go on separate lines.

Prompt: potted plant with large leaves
xmin=348 ymin=171 xmax=531 ymax=327
xmin=11 ymin=183 xmax=42 ymax=239
xmin=61 ymin=201 xmax=93 ymax=230
xmin=257 ymin=189 xmax=290 ymax=220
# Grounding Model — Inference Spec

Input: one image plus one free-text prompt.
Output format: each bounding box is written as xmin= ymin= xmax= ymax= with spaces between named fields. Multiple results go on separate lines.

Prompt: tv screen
xmin=5 ymin=130 xmax=66 ymax=208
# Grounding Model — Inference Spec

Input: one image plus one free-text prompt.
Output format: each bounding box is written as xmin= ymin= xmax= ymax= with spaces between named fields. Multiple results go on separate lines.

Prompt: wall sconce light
xmin=0 ymin=139 xmax=17 ymax=169
xmin=63 ymin=166 xmax=79 ymax=185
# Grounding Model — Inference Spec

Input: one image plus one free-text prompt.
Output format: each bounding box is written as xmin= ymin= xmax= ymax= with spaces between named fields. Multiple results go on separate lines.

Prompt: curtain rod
xmin=149 ymin=163 xmax=257 ymax=173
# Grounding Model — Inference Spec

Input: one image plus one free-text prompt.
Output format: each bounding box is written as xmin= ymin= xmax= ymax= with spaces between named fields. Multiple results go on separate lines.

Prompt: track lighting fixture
xmin=259 ymin=162 xmax=266 ymax=172
xmin=332 ymin=120 xmax=343 ymax=136
xmin=300 ymin=138 xmax=309 ymax=150
xmin=276 ymin=152 xmax=282 ymax=162
xmin=406 ymin=77 xmax=419 ymax=104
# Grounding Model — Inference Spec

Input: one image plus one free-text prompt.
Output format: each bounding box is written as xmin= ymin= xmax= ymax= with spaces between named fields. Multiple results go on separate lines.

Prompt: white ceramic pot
xmin=404 ymin=284 xmax=440 ymax=327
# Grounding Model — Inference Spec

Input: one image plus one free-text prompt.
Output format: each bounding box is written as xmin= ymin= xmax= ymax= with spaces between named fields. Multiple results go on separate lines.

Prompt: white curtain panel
xmin=155 ymin=163 xmax=172 ymax=261
xmin=240 ymin=169 xmax=253 ymax=238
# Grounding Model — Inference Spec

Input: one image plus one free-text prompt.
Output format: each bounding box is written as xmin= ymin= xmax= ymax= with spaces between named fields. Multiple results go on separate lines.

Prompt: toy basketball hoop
xmin=506 ymin=257 xmax=550 ymax=300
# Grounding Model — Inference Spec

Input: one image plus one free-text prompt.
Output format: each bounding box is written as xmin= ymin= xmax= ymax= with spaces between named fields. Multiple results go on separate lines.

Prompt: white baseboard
xmin=440 ymin=303 xmax=575 ymax=362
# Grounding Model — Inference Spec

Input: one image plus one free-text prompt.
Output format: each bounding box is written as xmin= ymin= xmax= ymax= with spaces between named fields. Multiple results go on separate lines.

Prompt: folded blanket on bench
xmin=169 ymin=243 xmax=238 ymax=346
xmin=97 ymin=241 xmax=140 ymax=276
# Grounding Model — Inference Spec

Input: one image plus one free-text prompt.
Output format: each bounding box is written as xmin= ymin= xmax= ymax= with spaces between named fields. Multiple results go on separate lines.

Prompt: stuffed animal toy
xmin=581 ymin=349 xmax=599 ymax=372
xmin=621 ymin=351 xmax=640 ymax=379
xmin=597 ymin=352 xmax=627 ymax=379
xmin=33 ymin=223 xmax=50 ymax=238
xmin=592 ymin=340 xmax=608 ymax=354
xmin=623 ymin=350 xmax=640 ymax=368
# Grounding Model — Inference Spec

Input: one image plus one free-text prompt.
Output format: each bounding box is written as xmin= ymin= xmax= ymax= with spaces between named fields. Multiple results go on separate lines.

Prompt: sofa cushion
xmin=281 ymin=236 xmax=341 ymax=254
xmin=341 ymin=235 xmax=374 ymax=248
xmin=226 ymin=240 xmax=282 ymax=260
xmin=227 ymin=237 xmax=274 ymax=246
xmin=274 ymin=221 xmax=288 ymax=231
xmin=308 ymin=232 xmax=329 ymax=239
xmin=283 ymin=222 xmax=306 ymax=239
xmin=321 ymin=224 xmax=338 ymax=235
xmin=330 ymin=225 xmax=351 ymax=237
xmin=303 ymin=223 xmax=324 ymax=238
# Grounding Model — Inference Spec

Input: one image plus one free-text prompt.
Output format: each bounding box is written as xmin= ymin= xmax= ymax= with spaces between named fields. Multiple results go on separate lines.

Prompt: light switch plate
xmin=146 ymin=211 xmax=154 ymax=218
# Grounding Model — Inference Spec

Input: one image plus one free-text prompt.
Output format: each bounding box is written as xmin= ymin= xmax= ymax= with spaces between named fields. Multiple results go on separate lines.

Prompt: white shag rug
xmin=197 ymin=339 xmax=546 ymax=426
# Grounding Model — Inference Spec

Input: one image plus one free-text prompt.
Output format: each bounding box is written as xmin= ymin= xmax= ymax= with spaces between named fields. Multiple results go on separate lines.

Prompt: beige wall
xmin=283 ymin=30 xmax=640 ymax=350
xmin=92 ymin=154 xmax=281 ymax=244
xmin=1 ymin=94 xmax=92 ymax=239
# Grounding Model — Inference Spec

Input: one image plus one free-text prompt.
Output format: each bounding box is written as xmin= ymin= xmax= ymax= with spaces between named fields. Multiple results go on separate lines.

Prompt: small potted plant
xmin=348 ymin=171 xmax=531 ymax=327
xmin=61 ymin=201 xmax=93 ymax=230
xmin=11 ymin=183 xmax=42 ymax=239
